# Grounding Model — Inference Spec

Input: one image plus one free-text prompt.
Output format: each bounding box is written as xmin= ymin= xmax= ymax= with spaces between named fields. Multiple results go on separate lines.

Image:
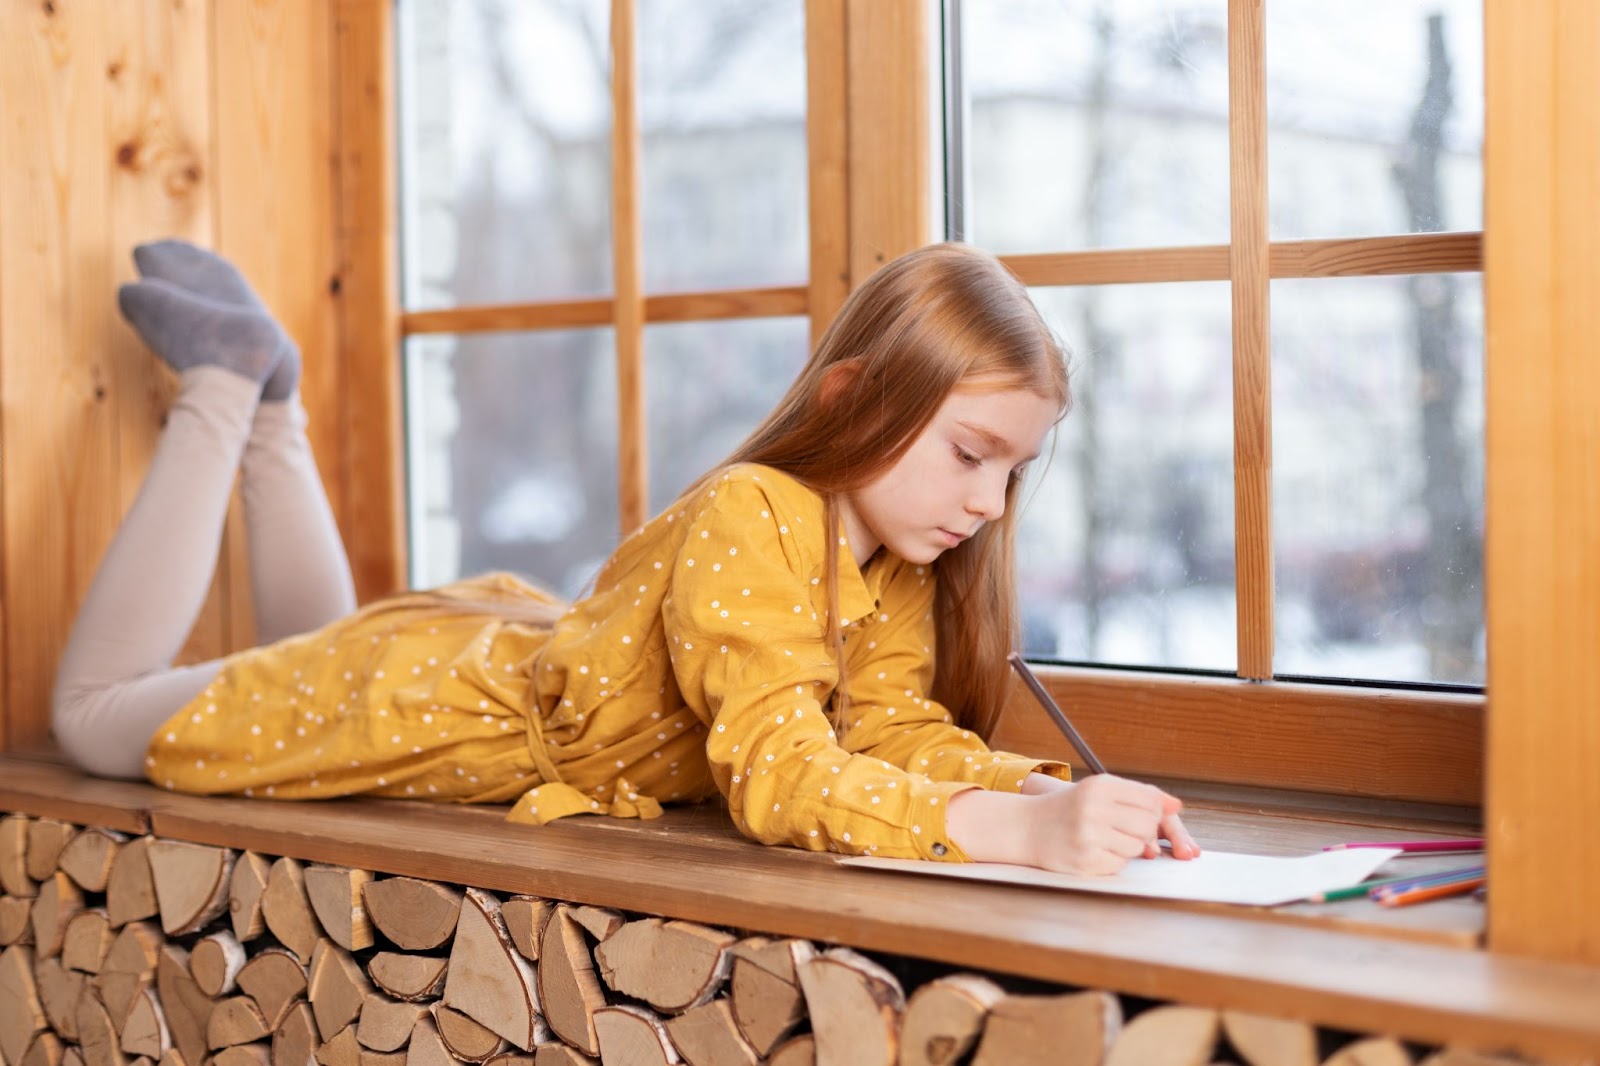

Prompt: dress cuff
xmin=904 ymin=779 xmax=982 ymax=862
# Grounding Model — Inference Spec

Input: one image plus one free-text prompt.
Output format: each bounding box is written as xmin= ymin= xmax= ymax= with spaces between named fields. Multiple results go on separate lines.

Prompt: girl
xmin=53 ymin=240 xmax=1197 ymax=876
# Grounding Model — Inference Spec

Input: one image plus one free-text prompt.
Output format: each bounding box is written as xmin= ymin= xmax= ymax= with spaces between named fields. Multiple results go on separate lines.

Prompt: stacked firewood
xmin=0 ymin=813 xmax=1529 ymax=1066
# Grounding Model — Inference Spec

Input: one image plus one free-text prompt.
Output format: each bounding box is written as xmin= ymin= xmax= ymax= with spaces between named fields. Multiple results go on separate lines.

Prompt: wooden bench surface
xmin=3 ymin=751 xmax=1598 ymax=1058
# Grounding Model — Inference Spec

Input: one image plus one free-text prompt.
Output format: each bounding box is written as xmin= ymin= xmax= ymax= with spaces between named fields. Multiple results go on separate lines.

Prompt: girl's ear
xmin=818 ymin=358 xmax=864 ymax=408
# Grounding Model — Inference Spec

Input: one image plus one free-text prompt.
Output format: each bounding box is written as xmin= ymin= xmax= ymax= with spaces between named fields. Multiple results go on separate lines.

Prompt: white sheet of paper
xmin=839 ymin=847 xmax=1402 ymax=906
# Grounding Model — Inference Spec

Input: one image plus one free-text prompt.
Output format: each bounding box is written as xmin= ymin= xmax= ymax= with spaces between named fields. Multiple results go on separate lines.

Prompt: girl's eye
xmin=954 ymin=446 xmax=982 ymax=467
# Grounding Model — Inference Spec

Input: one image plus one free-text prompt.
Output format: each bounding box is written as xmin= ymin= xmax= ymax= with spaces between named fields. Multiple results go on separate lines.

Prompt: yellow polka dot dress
xmin=147 ymin=464 xmax=1067 ymax=861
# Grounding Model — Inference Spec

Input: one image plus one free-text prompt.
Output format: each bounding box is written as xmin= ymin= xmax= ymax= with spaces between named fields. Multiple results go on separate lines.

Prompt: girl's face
xmin=839 ymin=385 xmax=1059 ymax=567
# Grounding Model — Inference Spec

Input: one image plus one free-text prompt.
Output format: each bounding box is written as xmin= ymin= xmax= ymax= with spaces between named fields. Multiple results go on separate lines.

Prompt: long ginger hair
xmin=700 ymin=242 xmax=1070 ymax=739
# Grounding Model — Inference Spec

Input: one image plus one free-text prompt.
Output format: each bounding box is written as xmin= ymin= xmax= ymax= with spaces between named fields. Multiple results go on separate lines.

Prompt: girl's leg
xmin=241 ymin=396 xmax=357 ymax=643
xmin=127 ymin=240 xmax=353 ymax=641
xmin=53 ymin=279 xmax=286 ymax=778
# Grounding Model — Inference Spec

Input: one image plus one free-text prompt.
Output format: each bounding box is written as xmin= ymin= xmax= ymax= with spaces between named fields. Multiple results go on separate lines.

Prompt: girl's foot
xmin=118 ymin=279 xmax=287 ymax=387
xmin=130 ymin=239 xmax=301 ymax=401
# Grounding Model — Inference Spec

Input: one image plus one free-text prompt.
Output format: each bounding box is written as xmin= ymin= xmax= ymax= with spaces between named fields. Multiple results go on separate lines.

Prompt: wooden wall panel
xmin=212 ymin=0 xmax=344 ymax=612
xmin=1484 ymin=0 xmax=1600 ymax=965
xmin=0 ymin=1 xmax=118 ymax=751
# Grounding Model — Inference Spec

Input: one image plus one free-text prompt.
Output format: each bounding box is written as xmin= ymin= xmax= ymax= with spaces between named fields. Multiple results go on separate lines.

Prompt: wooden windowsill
xmin=1 ymin=750 xmax=1594 ymax=1059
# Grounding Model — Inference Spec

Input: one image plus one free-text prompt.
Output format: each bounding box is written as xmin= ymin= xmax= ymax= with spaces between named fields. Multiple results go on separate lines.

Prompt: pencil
xmin=1322 ymin=838 xmax=1484 ymax=853
xmin=1307 ymin=869 xmax=1458 ymax=903
xmin=1006 ymin=653 xmax=1107 ymax=775
xmin=1376 ymin=875 xmax=1486 ymax=908
xmin=1370 ymin=864 xmax=1485 ymax=900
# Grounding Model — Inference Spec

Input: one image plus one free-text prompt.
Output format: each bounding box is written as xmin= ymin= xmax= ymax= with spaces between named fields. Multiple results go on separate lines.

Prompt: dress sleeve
xmin=839 ymin=559 xmax=1071 ymax=793
xmin=663 ymin=473 xmax=978 ymax=862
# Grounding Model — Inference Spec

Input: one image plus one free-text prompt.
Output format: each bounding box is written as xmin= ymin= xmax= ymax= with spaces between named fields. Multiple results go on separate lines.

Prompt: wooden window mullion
xmin=610 ymin=0 xmax=647 ymax=535
xmin=1228 ymin=0 xmax=1273 ymax=679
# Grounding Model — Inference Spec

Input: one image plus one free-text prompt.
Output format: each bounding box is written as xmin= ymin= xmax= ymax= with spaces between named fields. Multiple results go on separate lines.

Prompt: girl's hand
xmin=1023 ymin=775 xmax=1199 ymax=875
xmin=946 ymin=774 xmax=1200 ymax=875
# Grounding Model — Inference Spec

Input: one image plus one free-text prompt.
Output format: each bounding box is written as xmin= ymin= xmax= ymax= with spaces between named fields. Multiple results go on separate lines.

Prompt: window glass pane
xmin=406 ymin=330 xmax=620 ymax=600
xmin=1268 ymin=2 xmax=1483 ymax=238
xmin=644 ymin=318 xmax=811 ymax=514
xmin=1272 ymin=274 xmax=1484 ymax=685
xmin=398 ymin=0 xmax=613 ymax=309
xmin=638 ymin=0 xmax=808 ymax=292
xmin=1020 ymin=283 xmax=1235 ymax=671
xmin=961 ymin=0 xmax=1230 ymax=254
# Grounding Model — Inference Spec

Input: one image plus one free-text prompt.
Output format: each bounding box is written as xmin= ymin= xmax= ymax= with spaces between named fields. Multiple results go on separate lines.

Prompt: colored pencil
xmin=1322 ymin=837 xmax=1483 ymax=853
xmin=1370 ymin=865 xmax=1486 ymax=900
xmin=1376 ymin=875 xmax=1486 ymax=908
xmin=1006 ymin=653 xmax=1107 ymax=775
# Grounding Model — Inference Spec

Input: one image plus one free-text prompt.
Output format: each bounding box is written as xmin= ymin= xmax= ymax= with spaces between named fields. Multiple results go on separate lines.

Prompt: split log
xmin=594 ymin=919 xmax=733 ymax=1014
xmin=360 ymin=1052 xmax=408 ymax=1066
xmin=309 ymin=940 xmax=373 ymax=1043
xmin=796 ymin=947 xmax=904 ymax=1066
xmin=236 ymin=948 xmax=308 ymax=1029
xmin=64 ymin=1047 xmax=89 ymax=1066
xmin=121 ymin=989 xmax=172 ymax=1059
xmin=362 ymin=878 xmax=462 ymax=952
xmin=767 ymin=1034 xmax=815 ymax=1066
xmin=22 ymin=1031 xmax=65 ymax=1066
xmin=728 ymin=939 xmax=811 ymax=1056
xmin=568 ymin=907 xmax=624 ymax=942
xmin=532 ymin=1048 xmax=597 ymax=1066
xmin=228 ymin=852 xmax=271 ymax=943
xmin=148 ymin=841 xmax=234 ymax=937
xmin=305 ymin=866 xmax=375 ymax=953
xmin=593 ymin=1005 xmax=678 ymax=1065
xmin=1223 ymin=1010 xmax=1317 ymax=1066
xmin=62 ymin=909 xmax=114 ymax=974
xmin=263 ymin=859 xmax=320 ymax=965
xmin=35 ymin=955 xmax=86 ymax=1040
xmin=972 ymin=990 xmax=1122 ymax=1066
xmin=535 ymin=907 xmax=606 ymax=1056
xmin=486 ymin=1055 xmax=538 ymax=1066
xmin=1323 ymin=1038 xmax=1414 ymax=1066
xmin=314 ymin=1025 xmax=361 ymax=1066
xmin=501 ymin=898 xmax=552 ymax=962
xmin=0 ymin=816 xmax=36 ymax=898
xmin=59 ymin=829 xmax=127 ymax=893
xmin=0 ymin=945 xmax=47 ymax=1066
xmin=100 ymin=922 xmax=162 ymax=981
xmin=211 ymin=1045 xmax=270 ymax=1066
xmin=76 ymin=991 xmax=129 ymax=1066
xmin=106 ymin=839 xmax=158 ymax=929
xmin=443 ymin=888 xmax=545 ymax=1051
xmin=900 ymin=974 xmax=1004 ymax=1066
xmin=30 ymin=873 xmax=85 ymax=959
xmin=190 ymin=932 xmax=247 ymax=997
xmin=154 ymin=1052 xmax=181 ymax=1066
xmin=27 ymin=821 xmax=77 ymax=882
xmin=156 ymin=944 xmax=215 ymax=1066
xmin=662 ymin=1000 xmax=758 ymax=1066
xmin=206 ymin=997 xmax=270 ymax=1050
xmin=434 ymin=1005 xmax=509 ymax=1064
xmin=368 ymin=953 xmax=447 ymax=1001
xmin=1103 ymin=1005 xmax=1218 ymax=1066
xmin=357 ymin=995 xmax=425 ymax=1053
xmin=1 ymin=895 xmax=34 ymax=946
xmin=273 ymin=1002 xmax=319 ymax=1066
xmin=1416 ymin=1050 xmax=1522 ymax=1066
xmin=406 ymin=1014 xmax=456 ymax=1066
xmin=92 ymin=971 xmax=152 ymax=1032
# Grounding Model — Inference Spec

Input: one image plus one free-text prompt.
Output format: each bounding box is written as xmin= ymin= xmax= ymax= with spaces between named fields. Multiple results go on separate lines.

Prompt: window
xmin=946 ymin=0 xmax=1484 ymax=687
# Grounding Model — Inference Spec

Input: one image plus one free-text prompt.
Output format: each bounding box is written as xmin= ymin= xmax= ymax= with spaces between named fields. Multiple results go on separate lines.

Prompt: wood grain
xmin=0 ymin=0 xmax=117 ymax=750
xmin=1227 ymin=0 xmax=1272 ymax=679
xmin=333 ymin=0 xmax=405 ymax=600
xmin=1483 ymin=0 xmax=1600 ymax=965
xmin=805 ymin=0 xmax=850 ymax=345
xmin=610 ymin=0 xmax=647 ymax=536
xmin=844 ymin=0 xmax=929 ymax=286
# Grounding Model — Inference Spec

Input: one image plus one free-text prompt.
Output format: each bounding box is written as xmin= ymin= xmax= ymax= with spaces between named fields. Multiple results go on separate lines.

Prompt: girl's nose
xmin=967 ymin=472 xmax=1007 ymax=521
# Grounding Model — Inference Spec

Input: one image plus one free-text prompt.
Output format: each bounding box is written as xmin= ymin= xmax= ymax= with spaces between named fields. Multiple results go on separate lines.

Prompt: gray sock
xmin=131 ymin=240 xmax=301 ymax=402
xmin=118 ymin=279 xmax=286 ymax=386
